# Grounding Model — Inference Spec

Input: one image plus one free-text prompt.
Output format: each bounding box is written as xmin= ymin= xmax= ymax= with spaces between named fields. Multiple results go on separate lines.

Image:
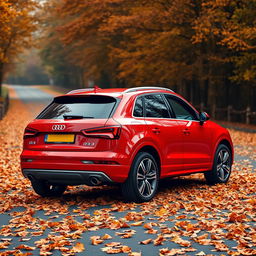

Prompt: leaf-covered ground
xmin=0 ymin=86 xmax=255 ymax=256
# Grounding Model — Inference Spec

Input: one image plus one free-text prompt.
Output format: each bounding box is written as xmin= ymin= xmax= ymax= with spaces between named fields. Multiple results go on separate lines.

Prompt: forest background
xmin=1 ymin=0 xmax=256 ymax=123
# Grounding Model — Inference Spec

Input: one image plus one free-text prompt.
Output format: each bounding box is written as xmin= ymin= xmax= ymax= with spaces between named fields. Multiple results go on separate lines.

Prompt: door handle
xmin=183 ymin=128 xmax=190 ymax=135
xmin=152 ymin=127 xmax=160 ymax=134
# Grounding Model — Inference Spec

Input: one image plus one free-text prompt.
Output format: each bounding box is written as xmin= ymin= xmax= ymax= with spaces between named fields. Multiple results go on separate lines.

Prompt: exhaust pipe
xmin=89 ymin=176 xmax=102 ymax=186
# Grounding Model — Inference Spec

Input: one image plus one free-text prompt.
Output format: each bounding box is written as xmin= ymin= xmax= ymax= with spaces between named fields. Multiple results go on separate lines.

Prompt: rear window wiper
xmin=63 ymin=115 xmax=94 ymax=120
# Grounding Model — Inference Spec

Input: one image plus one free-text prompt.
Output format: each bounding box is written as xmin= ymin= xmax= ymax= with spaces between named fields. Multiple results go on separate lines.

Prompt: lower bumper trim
xmin=22 ymin=169 xmax=113 ymax=186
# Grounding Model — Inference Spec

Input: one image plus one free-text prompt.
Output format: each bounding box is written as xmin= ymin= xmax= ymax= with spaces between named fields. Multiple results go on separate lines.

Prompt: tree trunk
xmin=0 ymin=62 xmax=4 ymax=96
xmin=177 ymin=79 xmax=185 ymax=96
xmin=198 ymin=53 xmax=204 ymax=105
xmin=207 ymin=80 xmax=216 ymax=119
xmin=207 ymin=57 xmax=216 ymax=119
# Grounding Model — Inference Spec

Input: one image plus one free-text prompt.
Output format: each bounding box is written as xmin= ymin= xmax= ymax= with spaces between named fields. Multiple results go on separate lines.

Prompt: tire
xmin=204 ymin=144 xmax=232 ymax=185
xmin=121 ymin=152 xmax=159 ymax=203
xmin=31 ymin=180 xmax=67 ymax=197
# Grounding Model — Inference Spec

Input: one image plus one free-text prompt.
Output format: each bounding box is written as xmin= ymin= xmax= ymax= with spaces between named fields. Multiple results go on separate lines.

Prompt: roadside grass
xmin=0 ymin=85 xmax=9 ymax=98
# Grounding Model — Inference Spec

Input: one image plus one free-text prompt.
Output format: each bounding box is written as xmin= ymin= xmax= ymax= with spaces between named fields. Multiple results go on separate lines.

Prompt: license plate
xmin=45 ymin=134 xmax=75 ymax=143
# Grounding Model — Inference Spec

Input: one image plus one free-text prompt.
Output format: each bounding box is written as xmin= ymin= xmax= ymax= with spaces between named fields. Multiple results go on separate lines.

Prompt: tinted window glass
xmin=144 ymin=94 xmax=170 ymax=118
xmin=165 ymin=95 xmax=197 ymax=120
xmin=133 ymin=97 xmax=143 ymax=117
xmin=37 ymin=95 xmax=117 ymax=119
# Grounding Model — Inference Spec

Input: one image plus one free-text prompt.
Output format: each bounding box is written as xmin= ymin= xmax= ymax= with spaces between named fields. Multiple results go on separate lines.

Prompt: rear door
xmin=24 ymin=95 xmax=119 ymax=152
xmin=164 ymin=94 xmax=212 ymax=171
xmin=143 ymin=94 xmax=184 ymax=176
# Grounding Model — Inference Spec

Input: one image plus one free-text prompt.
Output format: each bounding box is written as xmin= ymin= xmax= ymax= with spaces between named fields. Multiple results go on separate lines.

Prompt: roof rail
xmin=124 ymin=87 xmax=174 ymax=93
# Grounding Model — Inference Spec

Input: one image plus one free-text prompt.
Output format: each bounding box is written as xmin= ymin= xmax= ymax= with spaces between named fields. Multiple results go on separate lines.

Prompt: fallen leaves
xmin=159 ymin=247 xmax=197 ymax=255
xmin=0 ymin=90 xmax=255 ymax=255
xmin=102 ymin=243 xmax=131 ymax=254
xmin=171 ymin=236 xmax=191 ymax=247
xmin=228 ymin=212 xmax=247 ymax=223
xmin=116 ymin=229 xmax=136 ymax=239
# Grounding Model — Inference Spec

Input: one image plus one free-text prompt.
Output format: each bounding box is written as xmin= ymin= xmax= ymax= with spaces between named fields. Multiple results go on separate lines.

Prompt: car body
xmin=20 ymin=87 xmax=234 ymax=202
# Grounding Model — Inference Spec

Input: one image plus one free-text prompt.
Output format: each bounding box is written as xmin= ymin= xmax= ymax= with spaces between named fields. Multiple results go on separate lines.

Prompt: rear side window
xmin=144 ymin=94 xmax=170 ymax=118
xmin=37 ymin=95 xmax=117 ymax=119
xmin=133 ymin=97 xmax=143 ymax=117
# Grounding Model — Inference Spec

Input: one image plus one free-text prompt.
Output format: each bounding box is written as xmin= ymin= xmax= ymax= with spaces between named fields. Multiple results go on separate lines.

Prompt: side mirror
xmin=199 ymin=112 xmax=210 ymax=125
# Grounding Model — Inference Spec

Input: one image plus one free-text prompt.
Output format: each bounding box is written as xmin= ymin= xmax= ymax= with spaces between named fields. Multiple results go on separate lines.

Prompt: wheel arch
xmin=132 ymin=145 xmax=161 ymax=175
xmin=214 ymin=138 xmax=234 ymax=164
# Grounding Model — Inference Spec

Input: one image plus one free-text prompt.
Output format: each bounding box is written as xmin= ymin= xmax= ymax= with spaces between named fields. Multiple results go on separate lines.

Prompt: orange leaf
xmin=131 ymin=221 xmax=143 ymax=226
xmin=16 ymin=244 xmax=35 ymax=250
xmin=101 ymin=234 xmax=112 ymax=240
xmin=105 ymin=242 xmax=121 ymax=247
xmin=139 ymin=239 xmax=152 ymax=245
xmin=121 ymin=245 xmax=131 ymax=253
xmin=143 ymin=222 xmax=153 ymax=230
xmin=72 ymin=242 xmax=85 ymax=253
xmin=91 ymin=236 xmax=104 ymax=245
xmin=154 ymin=235 xmax=165 ymax=246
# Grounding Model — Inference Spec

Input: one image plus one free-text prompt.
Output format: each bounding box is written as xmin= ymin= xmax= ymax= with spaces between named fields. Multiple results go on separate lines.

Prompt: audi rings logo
xmin=52 ymin=125 xmax=66 ymax=131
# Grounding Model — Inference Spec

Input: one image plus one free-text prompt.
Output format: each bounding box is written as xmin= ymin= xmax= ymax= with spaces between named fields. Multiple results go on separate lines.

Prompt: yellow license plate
xmin=46 ymin=134 xmax=75 ymax=143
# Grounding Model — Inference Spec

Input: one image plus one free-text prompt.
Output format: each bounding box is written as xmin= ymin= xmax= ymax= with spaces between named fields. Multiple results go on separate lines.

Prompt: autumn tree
xmin=0 ymin=0 xmax=37 ymax=95
xmin=193 ymin=0 xmax=256 ymax=114
xmin=40 ymin=0 xmax=256 ymax=122
xmin=39 ymin=0 xmax=83 ymax=88
xmin=57 ymin=0 xmax=126 ymax=88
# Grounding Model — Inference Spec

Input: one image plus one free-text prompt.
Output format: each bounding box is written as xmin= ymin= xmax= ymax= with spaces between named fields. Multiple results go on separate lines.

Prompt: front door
xmin=164 ymin=94 xmax=212 ymax=172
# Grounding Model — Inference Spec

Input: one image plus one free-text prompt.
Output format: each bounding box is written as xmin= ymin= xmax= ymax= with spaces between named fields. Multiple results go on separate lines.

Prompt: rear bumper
xmin=23 ymin=169 xmax=113 ymax=186
xmin=20 ymin=150 xmax=130 ymax=183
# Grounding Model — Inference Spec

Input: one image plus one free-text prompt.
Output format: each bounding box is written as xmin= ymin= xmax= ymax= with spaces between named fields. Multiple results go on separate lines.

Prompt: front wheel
xmin=205 ymin=144 xmax=232 ymax=185
xmin=31 ymin=180 xmax=67 ymax=197
xmin=121 ymin=152 xmax=159 ymax=203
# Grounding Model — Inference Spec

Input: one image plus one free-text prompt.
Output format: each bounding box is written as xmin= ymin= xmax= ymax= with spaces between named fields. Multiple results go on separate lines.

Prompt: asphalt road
xmin=0 ymin=85 xmax=255 ymax=256
xmin=9 ymin=85 xmax=53 ymax=118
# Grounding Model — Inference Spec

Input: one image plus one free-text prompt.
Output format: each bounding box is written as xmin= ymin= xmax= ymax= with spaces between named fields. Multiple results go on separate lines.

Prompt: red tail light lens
xmin=24 ymin=128 xmax=38 ymax=139
xmin=81 ymin=126 xmax=121 ymax=139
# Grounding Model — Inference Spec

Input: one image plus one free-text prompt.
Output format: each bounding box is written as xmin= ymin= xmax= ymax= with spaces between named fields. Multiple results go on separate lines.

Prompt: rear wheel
xmin=31 ymin=180 xmax=67 ymax=197
xmin=122 ymin=152 xmax=159 ymax=202
xmin=205 ymin=144 xmax=232 ymax=185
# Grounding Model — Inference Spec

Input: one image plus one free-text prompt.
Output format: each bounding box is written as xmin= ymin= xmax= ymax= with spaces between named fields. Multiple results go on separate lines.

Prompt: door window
xmin=165 ymin=95 xmax=198 ymax=120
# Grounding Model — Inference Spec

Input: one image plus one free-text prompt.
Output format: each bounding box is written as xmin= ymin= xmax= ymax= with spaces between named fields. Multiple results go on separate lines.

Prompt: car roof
xmin=64 ymin=87 xmax=175 ymax=98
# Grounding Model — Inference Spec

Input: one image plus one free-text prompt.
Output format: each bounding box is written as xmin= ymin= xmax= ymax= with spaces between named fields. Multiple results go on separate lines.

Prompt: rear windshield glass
xmin=37 ymin=95 xmax=117 ymax=119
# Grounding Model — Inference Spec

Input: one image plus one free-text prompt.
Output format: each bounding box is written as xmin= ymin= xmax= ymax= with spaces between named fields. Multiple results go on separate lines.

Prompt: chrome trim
xmin=52 ymin=124 xmax=66 ymax=131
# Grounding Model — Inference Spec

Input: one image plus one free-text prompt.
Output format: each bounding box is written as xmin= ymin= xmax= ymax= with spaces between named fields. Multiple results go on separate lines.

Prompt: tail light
xmin=81 ymin=126 xmax=121 ymax=139
xmin=24 ymin=128 xmax=38 ymax=139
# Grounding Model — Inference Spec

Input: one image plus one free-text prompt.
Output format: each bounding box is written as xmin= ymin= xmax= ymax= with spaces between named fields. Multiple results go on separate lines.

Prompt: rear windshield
xmin=37 ymin=95 xmax=117 ymax=119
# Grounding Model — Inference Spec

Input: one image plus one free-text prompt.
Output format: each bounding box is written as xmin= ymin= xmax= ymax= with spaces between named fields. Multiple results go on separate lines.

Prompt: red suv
xmin=20 ymin=87 xmax=233 ymax=202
